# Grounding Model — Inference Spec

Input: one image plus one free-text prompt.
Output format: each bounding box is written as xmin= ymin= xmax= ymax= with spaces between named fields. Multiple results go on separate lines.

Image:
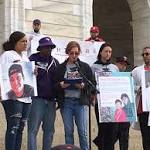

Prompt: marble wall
xmin=127 ymin=0 xmax=150 ymax=65
xmin=1 ymin=0 xmax=150 ymax=65
xmin=0 ymin=0 xmax=4 ymax=52
xmin=25 ymin=0 xmax=83 ymax=40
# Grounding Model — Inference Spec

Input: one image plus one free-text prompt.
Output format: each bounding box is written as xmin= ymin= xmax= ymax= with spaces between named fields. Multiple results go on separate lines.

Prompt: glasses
xmin=69 ymin=52 xmax=80 ymax=55
xmin=141 ymin=53 xmax=150 ymax=57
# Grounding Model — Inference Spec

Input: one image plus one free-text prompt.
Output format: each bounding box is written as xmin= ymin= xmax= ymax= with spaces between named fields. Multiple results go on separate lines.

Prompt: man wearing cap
xmin=85 ymin=26 xmax=104 ymax=42
xmin=7 ymin=64 xmax=34 ymax=99
xmin=26 ymin=19 xmax=45 ymax=56
xmin=115 ymin=56 xmax=130 ymax=72
xmin=113 ymin=56 xmax=131 ymax=150
xmin=28 ymin=37 xmax=59 ymax=150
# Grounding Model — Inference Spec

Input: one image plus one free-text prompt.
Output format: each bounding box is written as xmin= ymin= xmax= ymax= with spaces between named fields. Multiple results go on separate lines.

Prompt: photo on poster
xmin=96 ymin=72 xmax=137 ymax=123
xmin=0 ymin=62 xmax=37 ymax=100
xmin=142 ymin=70 xmax=150 ymax=111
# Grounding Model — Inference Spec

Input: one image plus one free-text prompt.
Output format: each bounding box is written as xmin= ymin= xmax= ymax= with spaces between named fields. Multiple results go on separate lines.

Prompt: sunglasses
xmin=141 ymin=53 xmax=150 ymax=57
xmin=69 ymin=52 xmax=80 ymax=55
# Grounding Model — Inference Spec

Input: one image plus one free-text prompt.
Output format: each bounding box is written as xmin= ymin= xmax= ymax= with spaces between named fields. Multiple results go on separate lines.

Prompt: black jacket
xmin=54 ymin=59 xmax=96 ymax=107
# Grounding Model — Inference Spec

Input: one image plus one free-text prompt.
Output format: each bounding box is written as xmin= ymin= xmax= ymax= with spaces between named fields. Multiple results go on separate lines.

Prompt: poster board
xmin=0 ymin=62 xmax=37 ymax=100
xmin=96 ymin=72 xmax=137 ymax=123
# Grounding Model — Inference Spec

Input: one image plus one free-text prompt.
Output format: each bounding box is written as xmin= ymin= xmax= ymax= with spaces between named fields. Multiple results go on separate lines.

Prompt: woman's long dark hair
xmin=97 ymin=42 xmax=111 ymax=60
xmin=121 ymin=93 xmax=130 ymax=103
xmin=2 ymin=31 xmax=25 ymax=51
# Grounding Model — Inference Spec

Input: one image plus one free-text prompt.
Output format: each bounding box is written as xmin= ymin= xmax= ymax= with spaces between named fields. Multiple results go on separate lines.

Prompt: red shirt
xmin=114 ymin=108 xmax=127 ymax=122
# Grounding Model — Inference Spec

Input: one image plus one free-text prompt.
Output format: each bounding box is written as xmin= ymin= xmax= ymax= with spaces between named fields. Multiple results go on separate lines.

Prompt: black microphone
xmin=74 ymin=60 xmax=100 ymax=94
xmin=74 ymin=61 xmax=80 ymax=70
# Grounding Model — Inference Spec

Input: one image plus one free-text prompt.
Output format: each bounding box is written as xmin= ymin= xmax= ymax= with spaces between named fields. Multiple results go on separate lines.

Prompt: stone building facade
xmin=0 ymin=0 xmax=150 ymax=66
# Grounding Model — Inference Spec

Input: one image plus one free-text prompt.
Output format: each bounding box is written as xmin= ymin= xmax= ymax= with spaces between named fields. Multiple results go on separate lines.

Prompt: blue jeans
xmin=2 ymin=100 xmax=31 ymax=150
xmin=60 ymin=98 xmax=89 ymax=150
xmin=28 ymin=97 xmax=56 ymax=150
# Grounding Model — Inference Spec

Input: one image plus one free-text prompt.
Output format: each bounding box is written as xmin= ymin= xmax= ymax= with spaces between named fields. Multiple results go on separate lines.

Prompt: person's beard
xmin=34 ymin=28 xmax=39 ymax=33
xmin=91 ymin=35 xmax=97 ymax=40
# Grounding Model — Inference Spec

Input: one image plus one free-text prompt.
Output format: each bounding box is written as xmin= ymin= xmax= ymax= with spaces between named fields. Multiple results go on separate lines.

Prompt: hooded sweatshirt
xmin=29 ymin=52 xmax=59 ymax=100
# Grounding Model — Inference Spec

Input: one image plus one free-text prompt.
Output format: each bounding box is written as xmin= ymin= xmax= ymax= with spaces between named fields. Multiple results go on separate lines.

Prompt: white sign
xmin=51 ymin=39 xmax=104 ymax=66
xmin=29 ymin=37 xmax=104 ymax=66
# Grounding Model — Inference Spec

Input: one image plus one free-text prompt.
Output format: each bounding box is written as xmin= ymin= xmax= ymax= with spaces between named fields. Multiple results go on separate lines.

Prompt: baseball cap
xmin=115 ymin=56 xmax=130 ymax=65
xmin=33 ymin=19 xmax=41 ymax=25
xmin=90 ymin=26 xmax=100 ymax=33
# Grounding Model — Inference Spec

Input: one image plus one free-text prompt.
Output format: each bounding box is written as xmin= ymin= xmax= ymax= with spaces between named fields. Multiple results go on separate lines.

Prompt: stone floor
xmin=0 ymin=104 xmax=142 ymax=150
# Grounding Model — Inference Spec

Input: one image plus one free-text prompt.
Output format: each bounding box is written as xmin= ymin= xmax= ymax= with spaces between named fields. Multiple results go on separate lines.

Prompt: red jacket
xmin=114 ymin=108 xmax=127 ymax=122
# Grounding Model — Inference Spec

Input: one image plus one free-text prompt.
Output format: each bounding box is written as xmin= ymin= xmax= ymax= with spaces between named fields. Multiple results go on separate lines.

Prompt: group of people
xmin=0 ymin=18 xmax=150 ymax=150
xmin=0 ymin=20 xmax=95 ymax=150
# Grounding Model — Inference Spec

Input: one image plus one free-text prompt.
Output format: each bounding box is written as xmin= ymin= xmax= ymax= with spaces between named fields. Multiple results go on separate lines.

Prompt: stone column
xmin=4 ymin=0 xmax=25 ymax=40
xmin=0 ymin=0 xmax=5 ymax=52
xmin=82 ymin=0 xmax=93 ymax=39
xmin=127 ymin=0 xmax=150 ymax=65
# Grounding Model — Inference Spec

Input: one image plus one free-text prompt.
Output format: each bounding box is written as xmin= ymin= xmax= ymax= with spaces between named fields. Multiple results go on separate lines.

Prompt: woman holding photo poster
xmin=55 ymin=41 xmax=96 ymax=150
xmin=91 ymin=43 xmax=119 ymax=150
xmin=0 ymin=31 xmax=33 ymax=150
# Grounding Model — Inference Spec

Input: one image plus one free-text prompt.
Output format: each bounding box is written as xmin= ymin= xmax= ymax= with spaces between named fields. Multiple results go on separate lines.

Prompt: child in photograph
xmin=114 ymin=99 xmax=127 ymax=122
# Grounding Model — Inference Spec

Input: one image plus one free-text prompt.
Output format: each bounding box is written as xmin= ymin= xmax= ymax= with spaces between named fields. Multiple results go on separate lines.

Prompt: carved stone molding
xmin=81 ymin=0 xmax=93 ymax=39
xmin=4 ymin=0 xmax=25 ymax=39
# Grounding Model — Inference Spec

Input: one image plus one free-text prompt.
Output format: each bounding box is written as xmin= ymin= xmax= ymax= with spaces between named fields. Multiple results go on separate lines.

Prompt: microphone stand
xmin=75 ymin=62 xmax=99 ymax=150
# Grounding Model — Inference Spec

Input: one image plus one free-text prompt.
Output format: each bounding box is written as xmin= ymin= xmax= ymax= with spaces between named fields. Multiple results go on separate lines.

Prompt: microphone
xmin=74 ymin=61 xmax=80 ymax=70
xmin=74 ymin=60 xmax=100 ymax=94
